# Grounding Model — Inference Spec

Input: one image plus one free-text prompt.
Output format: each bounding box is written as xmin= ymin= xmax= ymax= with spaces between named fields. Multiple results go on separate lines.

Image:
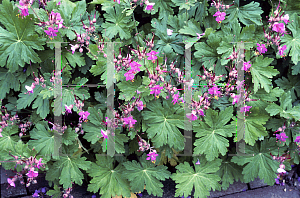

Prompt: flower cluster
xmin=18 ymin=121 xmax=32 ymax=137
xmin=25 ymin=74 xmax=46 ymax=95
xmin=0 ymin=107 xmax=20 ymax=137
xmin=210 ymin=0 xmax=234 ymax=23
xmin=70 ymin=11 xmax=97 ymax=54
xmin=6 ymin=155 xmax=45 ymax=188
xmin=271 ymin=154 xmax=290 ymax=186
xmin=260 ymin=1 xmax=290 ymax=57
xmin=62 ymin=187 xmax=74 ymax=198
xmin=274 ymin=124 xmax=288 ymax=143
xmin=37 ymin=11 xmax=64 ymax=40
xmin=17 ymin=0 xmax=34 ymax=17
xmin=124 ymin=61 xmax=142 ymax=81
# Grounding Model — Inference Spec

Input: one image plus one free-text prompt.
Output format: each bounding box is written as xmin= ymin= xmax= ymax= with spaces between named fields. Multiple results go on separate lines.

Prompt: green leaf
xmin=62 ymin=128 xmax=78 ymax=146
xmin=62 ymin=51 xmax=86 ymax=68
xmin=184 ymin=0 xmax=208 ymax=24
xmin=86 ymin=155 xmax=131 ymax=198
xmin=141 ymin=98 xmax=185 ymax=151
xmin=144 ymin=0 xmax=175 ymax=20
xmin=217 ymin=156 xmax=243 ymax=190
xmin=32 ymin=96 xmax=49 ymax=119
xmin=250 ymin=55 xmax=279 ymax=93
xmin=194 ymin=33 xmax=222 ymax=68
xmin=46 ymin=184 xmax=62 ymax=198
xmin=280 ymin=13 xmax=300 ymax=65
xmin=47 ymin=155 xmax=91 ymax=189
xmin=231 ymin=138 xmax=280 ymax=185
xmin=171 ymin=156 xmax=222 ymax=198
xmin=0 ymin=68 xmax=21 ymax=99
xmin=17 ymin=83 xmax=44 ymax=109
xmin=223 ymin=1 xmax=263 ymax=26
xmin=275 ymin=73 xmax=300 ymax=102
xmin=117 ymin=75 xmax=143 ymax=101
xmin=28 ymin=122 xmax=61 ymax=160
xmin=58 ymin=0 xmax=87 ymax=40
xmin=178 ymin=19 xmax=203 ymax=37
xmin=265 ymin=91 xmax=300 ymax=120
xmin=0 ymin=0 xmax=46 ymax=72
xmin=89 ymin=0 xmax=110 ymax=4
xmin=171 ymin=0 xmax=196 ymax=11
xmin=193 ymin=106 xmax=236 ymax=161
xmin=167 ymin=13 xmax=189 ymax=33
xmin=82 ymin=107 xmax=105 ymax=144
xmin=101 ymin=4 xmax=135 ymax=40
xmin=59 ymin=156 xmax=91 ymax=189
xmin=123 ymin=153 xmax=171 ymax=196
xmin=94 ymin=91 xmax=107 ymax=111
xmin=151 ymin=18 xmax=184 ymax=55
xmin=239 ymin=107 xmax=269 ymax=146
xmin=0 ymin=125 xmax=19 ymax=152
xmin=291 ymin=61 xmax=300 ymax=75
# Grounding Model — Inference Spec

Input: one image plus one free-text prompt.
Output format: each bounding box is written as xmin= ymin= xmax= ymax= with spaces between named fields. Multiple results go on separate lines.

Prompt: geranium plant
xmin=0 ymin=0 xmax=300 ymax=197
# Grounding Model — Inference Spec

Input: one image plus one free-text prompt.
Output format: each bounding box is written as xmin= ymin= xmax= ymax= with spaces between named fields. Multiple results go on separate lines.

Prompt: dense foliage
xmin=0 ymin=0 xmax=300 ymax=197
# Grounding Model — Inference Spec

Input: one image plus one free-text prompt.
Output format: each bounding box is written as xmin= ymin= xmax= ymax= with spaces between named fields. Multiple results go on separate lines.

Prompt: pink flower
xmin=213 ymin=11 xmax=226 ymax=22
xmin=146 ymin=150 xmax=159 ymax=161
xmin=236 ymin=80 xmax=244 ymax=91
xmin=196 ymin=33 xmax=205 ymax=39
xmin=277 ymin=167 xmax=286 ymax=174
xmin=70 ymin=44 xmax=79 ymax=54
xmin=276 ymin=132 xmax=288 ymax=142
xmin=19 ymin=6 xmax=29 ymax=16
xmin=231 ymin=93 xmax=241 ymax=105
xmin=146 ymin=50 xmax=159 ymax=61
xmin=18 ymin=0 xmax=34 ymax=17
xmin=240 ymin=105 xmax=252 ymax=113
xmin=186 ymin=110 xmax=197 ymax=122
xmin=65 ymin=104 xmax=73 ymax=114
xmin=242 ymin=61 xmax=251 ymax=71
xmin=27 ymin=170 xmax=38 ymax=178
xmin=101 ymin=129 xmax=108 ymax=139
xmin=130 ymin=61 xmax=141 ymax=72
xmin=272 ymin=22 xmax=285 ymax=34
xmin=208 ymin=86 xmax=221 ymax=96
xmin=44 ymin=27 xmax=59 ymax=38
xmin=278 ymin=45 xmax=287 ymax=56
xmin=124 ymin=70 xmax=135 ymax=81
xmin=150 ymin=85 xmax=164 ymax=97
xmin=145 ymin=2 xmax=155 ymax=11
xmin=257 ymin=43 xmax=267 ymax=54
xmin=123 ymin=116 xmax=137 ymax=128
xmin=295 ymin=136 xmax=300 ymax=143
xmin=7 ymin=178 xmax=15 ymax=187
xmin=113 ymin=0 xmax=120 ymax=4
xmin=136 ymin=101 xmax=144 ymax=111
xmin=167 ymin=29 xmax=173 ymax=36
xmin=79 ymin=111 xmax=90 ymax=121
xmin=195 ymin=159 xmax=200 ymax=165
xmin=25 ymin=85 xmax=34 ymax=94
xmin=35 ymin=158 xmax=44 ymax=169
xmin=281 ymin=14 xmax=289 ymax=24
xmin=172 ymin=91 xmax=180 ymax=105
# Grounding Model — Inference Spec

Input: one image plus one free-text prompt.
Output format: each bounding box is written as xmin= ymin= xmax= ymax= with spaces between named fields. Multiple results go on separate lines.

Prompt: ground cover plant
xmin=0 ymin=0 xmax=300 ymax=197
